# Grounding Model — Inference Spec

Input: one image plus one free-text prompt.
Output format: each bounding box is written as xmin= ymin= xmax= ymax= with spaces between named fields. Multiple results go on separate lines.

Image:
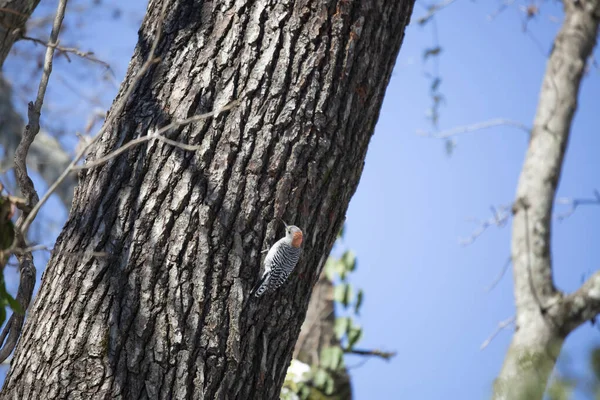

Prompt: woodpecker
xmin=250 ymin=221 xmax=303 ymax=298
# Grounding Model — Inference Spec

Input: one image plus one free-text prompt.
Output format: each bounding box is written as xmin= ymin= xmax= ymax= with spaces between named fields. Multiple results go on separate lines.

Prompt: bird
xmin=250 ymin=220 xmax=303 ymax=298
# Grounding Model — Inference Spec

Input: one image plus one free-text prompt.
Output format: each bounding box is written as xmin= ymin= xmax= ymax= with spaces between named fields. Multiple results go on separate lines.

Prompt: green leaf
xmin=5 ymin=293 xmax=22 ymax=315
xmin=347 ymin=324 xmax=363 ymax=349
xmin=334 ymin=317 xmax=350 ymax=340
xmin=323 ymin=372 xmax=335 ymax=395
xmin=0 ymin=304 xmax=5 ymax=327
xmin=337 ymin=225 xmax=345 ymax=240
xmin=0 ymin=277 xmax=21 ymax=315
xmin=320 ymin=346 xmax=344 ymax=371
xmin=430 ymin=77 xmax=441 ymax=92
xmin=590 ymin=347 xmax=600 ymax=381
xmin=344 ymin=283 xmax=353 ymax=308
xmin=354 ymin=289 xmax=364 ymax=315
xmin=313 ymin=368 xmax=328 ymax=388
xmin=299 ymin=384 xmax=311 ymax=400
xmin=0 ymin=220 xmax=14 ymax=251
xmin=324 ymin=257 xmax=337 ymax=281
xmin=334 ymin=283 xmax=353 ymax=308
xmin=342 ymin=250 xmax=357 ymax=273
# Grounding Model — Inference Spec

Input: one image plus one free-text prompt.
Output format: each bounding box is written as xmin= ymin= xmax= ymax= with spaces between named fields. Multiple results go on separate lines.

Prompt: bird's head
xmin=281 ymin=220 xmax=303 ymax=248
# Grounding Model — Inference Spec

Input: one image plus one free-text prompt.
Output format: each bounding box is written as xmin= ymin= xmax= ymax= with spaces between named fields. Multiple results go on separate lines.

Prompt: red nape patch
xmin=292 ymin=231 xmax=303 ymax=248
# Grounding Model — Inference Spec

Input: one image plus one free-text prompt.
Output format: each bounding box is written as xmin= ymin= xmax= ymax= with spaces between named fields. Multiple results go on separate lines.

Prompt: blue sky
xmin=2 ymin=0 xmax=600 ymax=398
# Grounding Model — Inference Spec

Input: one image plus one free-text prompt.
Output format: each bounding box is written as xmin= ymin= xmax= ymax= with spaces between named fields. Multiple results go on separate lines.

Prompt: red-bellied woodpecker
xmin=250 ymin=221 xmax=303 ymax=298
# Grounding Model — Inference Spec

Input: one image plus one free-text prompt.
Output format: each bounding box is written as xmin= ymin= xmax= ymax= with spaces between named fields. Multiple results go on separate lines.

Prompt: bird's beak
xmin=278 ymin=218 xmax=289 ymax=229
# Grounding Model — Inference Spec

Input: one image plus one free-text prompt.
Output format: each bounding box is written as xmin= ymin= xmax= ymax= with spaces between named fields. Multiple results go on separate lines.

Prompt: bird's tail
xmin=249 ymin=274 xmax=267 ymax=297
xmin=243 ymin=275 xmax=263 ymax=314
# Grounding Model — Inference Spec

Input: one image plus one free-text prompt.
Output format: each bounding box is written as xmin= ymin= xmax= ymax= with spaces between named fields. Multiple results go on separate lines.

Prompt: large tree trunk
xmin=493 ymin=1 xmax=600 ymax=399
xmin=1 ymin=0 xmax=414 ymax=398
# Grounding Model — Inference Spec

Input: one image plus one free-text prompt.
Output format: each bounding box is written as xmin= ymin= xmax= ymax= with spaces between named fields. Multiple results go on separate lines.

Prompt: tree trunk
xmin=294 ymin=270 xmax=352 ymax=399
xmin=1 ymin=0 xmax=414 ymax=398
xmin=0 ymin=0 xmax=41 ymax=68
xmin=493 ymin=1 xmax=600 ymax=399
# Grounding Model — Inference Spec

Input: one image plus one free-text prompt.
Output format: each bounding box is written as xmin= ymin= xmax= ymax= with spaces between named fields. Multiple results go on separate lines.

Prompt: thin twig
xmin=459 ymin=205 xmax=511 ymax=246
xmin=72 ymin=99 xmax=241 ymax=171
xmin=487 ymin=0 xmax=517 ymax=20
xmin=418 ymin=119 xmax=530 ymax=140
xmin=21 ymin=0 xmax=170 ymax=235
xmin=0 ymin=7 xmax=27 ymax=18
xmin=416 ymin=0 xmax=457 ymax=25
xmin=480 ymin=316 xmax=515 ymax=350
xmin=485 ymin=256 xmax=512 ymax=292
xmin=555 ymin=190 xmax=600 ymax=221
xmin=0 ymin=0 xmax=69 ymax=364
xmin=6 ymin=244 xmax=51 ymax=256
xmin=20 ymin=35 xmax=112 ymax=70
xmin=344 ymin=348 xmax=396 ymax=360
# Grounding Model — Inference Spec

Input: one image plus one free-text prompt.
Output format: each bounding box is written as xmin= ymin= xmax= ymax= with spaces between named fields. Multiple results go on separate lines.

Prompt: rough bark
xmin=294 ymin=270 xmax=351 ymax=399
xmin=1 ymin=0 xmax=414 ymax=399
xmin=493 ymin=1 xmax=600 ymax=399
xmin=0 ymin=0 xmax=41 ymax=67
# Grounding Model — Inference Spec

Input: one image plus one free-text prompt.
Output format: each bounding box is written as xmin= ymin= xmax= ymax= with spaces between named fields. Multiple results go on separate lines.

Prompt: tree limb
xmin=344 ymin=348 xmax=397 ymax=360
xmin=20 ymin=0 xmax=170 ymax=235
xmin=71 ymin=99 xmax=241 ymax=171
xmin=494 ymin=1 xmax=600 ymax=399
xmin=555 ymin=190 xmax=600 ymax=221
xmin=0 ymin=0 xmax=68 ymax=364
xmin=417 ymin=118 xmax=530 ymax=140
xmin=20 ymin=35 xmax=111 ymax=70
xmin=480 ymin=316 xmax=515 ymax=350
xmin=0 ymin=82 xmax=75 ymax=208
xmin=562 ymin=272 xmax=600 ymax=333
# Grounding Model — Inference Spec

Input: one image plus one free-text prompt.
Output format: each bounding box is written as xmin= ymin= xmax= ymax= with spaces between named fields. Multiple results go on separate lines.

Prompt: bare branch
xmin=485 ymin=256 xmax=512 ymax=293
xmin=0 ymin=0 xmax=68 ymax=364
xmin=20 ymin=35 xmax=112 ymax=70
xmin=344 ymin=348 xmax=396 ymax=360
xmin=480 ymin=316 xmax=515 ymax=350
xmin=72 ymin=99 xmax=240 ymax=171
xmin=0 ymin=256 xmax=35 ymax=362
xmin=562 ymin=272 xmax=600 ymax=332
xmin=0 ymin=75 xmax=75 ymax=208
xmin=417 ymin=118 xmax=530 ymax=140
xmin=0 ymin=7 xmax=28 ymax=18
xmin=555 ymin=190 xmax=600 ymax=221
xmin=416 ymin=0 xmax=457 ymax=25
xmin=487 ymin=0 xmax=517 ymax=20
xmin=459 ymin=204 xmax=511 ymax=246
xmin=20 ymin=0 xmax=170 ymax=235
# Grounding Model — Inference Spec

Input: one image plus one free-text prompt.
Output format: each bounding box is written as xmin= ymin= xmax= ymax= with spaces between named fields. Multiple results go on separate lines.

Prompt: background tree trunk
xmin=0 ymin=0 xmax=41 ymax=67
xmin=293 ymin=270 xmax=352 ymax=399
xmin=493 ymin=1 xmax=600 ymax=399
xmin=1 ymin=0 xmax=414 ymax=398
